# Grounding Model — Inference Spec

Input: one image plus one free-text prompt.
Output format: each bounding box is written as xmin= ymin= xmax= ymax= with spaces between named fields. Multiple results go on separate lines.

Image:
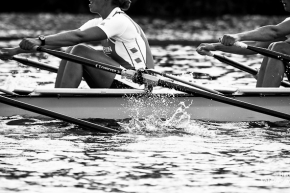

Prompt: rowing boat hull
xmin=1 ymin=92 xmax=290 ymax=122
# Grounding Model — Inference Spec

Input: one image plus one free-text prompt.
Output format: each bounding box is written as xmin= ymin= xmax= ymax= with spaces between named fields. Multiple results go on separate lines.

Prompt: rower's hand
xmin=219 ymin=34 xmax=240 ymax=46
xmin=196 ymin=43 xmax=216 ymax=56
xmin=0 ymin=48 xmax=17 ymax=60
xmin=19 ymin=38 xmax=41 ymax=51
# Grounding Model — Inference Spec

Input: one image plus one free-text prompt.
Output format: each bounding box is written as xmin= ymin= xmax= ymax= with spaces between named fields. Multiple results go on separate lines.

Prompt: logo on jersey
xmin=103 ymin=46 xmax=113 ymax=54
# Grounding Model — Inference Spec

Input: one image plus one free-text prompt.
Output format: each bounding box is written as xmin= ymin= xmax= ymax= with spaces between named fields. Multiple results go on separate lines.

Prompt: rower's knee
xmin=270 ymin=42 xmax=290 ymax=54
xmin=70 ymin=44 xmax=90 ymax=56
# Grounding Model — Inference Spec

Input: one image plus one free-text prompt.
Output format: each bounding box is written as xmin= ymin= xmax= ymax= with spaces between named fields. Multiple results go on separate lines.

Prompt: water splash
xmin=120 ymin=93 xmax=198 ymax=135
xmin=163 ymin=101 xmax=191 ymax=128
xmin=3 ymin=73 xmax=36 ymax=91
xmin=3 ymin=74 xmax=18 ymax=91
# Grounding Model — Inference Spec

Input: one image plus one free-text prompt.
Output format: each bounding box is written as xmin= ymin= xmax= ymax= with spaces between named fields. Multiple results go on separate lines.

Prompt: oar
xmin=0 ymin=88 xmax=18 ymax=95
xmin=0 ymin=94 xmax=118 ymax=133
xmin=34 ymin=46 xmax=290 ymax=121
xmin=234 ymin=41 xmax=290 ymax=62
xmin=146 ymin=69 xmax=224 ymax=95
xmin=12 ymin=56 xmax=58 ymax=73
xmin=210 ymin=52 xmax=290 ymax=87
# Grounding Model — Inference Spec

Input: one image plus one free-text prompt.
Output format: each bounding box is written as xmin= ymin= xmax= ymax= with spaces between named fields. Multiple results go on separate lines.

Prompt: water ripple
xmin=1 ymin=45 xmax=290 ymax=192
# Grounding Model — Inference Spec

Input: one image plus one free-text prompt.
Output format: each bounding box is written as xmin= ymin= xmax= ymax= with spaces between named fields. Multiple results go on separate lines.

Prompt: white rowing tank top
xmin=79 ymin=7 xmax=151 ymax=70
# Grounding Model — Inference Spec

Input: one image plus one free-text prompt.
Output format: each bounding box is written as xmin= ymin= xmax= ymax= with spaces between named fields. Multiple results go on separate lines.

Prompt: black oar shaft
xmin=158 ymin=79 xmax=290 ymax=120
xmin=12 ymin=56 xmax=58 ymax=73
xmin=213 ymin=54 xmax=290 ymax=88
xmin=37 ymin=47 xmax=123 ymax=75
xmin=0 ymin=88 xmax=17 ymax=95
xmin=147 ymin=69 xmax=224 ymax=95
xmin=247 ymin=45 xmax=290 ymax=62
xmin=0 ymin=95 xmax=117 ymax=133
xmin=213 ymin=54 xmax=257 ymax=75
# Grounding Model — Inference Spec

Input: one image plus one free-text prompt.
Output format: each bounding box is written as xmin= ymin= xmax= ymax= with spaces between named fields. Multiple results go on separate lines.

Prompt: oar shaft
xmin=147 ymin=69 xmax=224 ymax=95
xmin=12 ymin=56 xmax=58 ymax=73
xmin=213 ymin=53 xmax=290 ymax=88
xmin=235 ymin=41 xmax=290 ymax=62
xmin=36 ymin=47 xmax=123 ymax=75
xmin=0 ymin=95 xmax=117 ymax=133
xmin=248 ymin=45 xmax=290 ymax=62
xmin=213 ymin=54 xmax=257 ymax=75
xmin=158 ymin=79 xmax=290 ymax=120
xmin=0 ymin=88 xmax=18 ymax=95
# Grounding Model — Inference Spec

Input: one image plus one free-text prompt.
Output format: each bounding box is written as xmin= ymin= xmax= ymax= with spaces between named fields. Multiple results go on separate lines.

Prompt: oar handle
xmin=33 ymin=46 xmax=41 ymax=51
xmin=233 ymin=42 xmax=248 ymax=49
xmin=200 ymin=49 xmax=214 ymax=57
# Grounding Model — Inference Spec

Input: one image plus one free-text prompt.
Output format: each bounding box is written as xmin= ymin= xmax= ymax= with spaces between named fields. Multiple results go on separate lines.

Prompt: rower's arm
xmin=197 ymin=41 xmax=269 ymax=56
xmin=5 ymin=44 xmax=59 ymax=55
xmin=40 ymin=27 xmax=107 ymax=47
xmin=19 ymin=27 xmax=107 ymax=51
xmin=237 ymin=18 xmax=290 ymax=41
xmin=197 ymin=36 xmax=287 ymax=56
xmin=213 ymin=41 xmax=272 ymax=55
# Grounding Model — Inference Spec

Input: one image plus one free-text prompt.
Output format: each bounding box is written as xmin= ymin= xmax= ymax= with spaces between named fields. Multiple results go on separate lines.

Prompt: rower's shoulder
xmin=79 ymin=17 xmax=103 ymax=30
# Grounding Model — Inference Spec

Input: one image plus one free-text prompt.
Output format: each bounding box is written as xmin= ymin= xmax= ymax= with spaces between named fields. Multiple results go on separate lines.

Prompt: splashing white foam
xmin=4 ymin=75 xmax=18 ymax=91
xmin=120 ymin=93 xmax=194 ymax=134
xmin=4 ymin=74 xmax=36 ymax=91
xmin=119 ymin=93 xmax=218 ymax=137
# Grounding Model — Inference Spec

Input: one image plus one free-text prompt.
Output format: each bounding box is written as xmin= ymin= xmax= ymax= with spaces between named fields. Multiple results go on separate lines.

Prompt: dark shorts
xmin=83 ymin=67 xmax=133 ymax=89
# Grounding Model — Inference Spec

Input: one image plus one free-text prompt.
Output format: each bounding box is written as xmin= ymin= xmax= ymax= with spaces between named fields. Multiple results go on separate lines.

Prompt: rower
xmin=196 ymin=0 xmax=290 ymax=88
xmin=0 ymin=0 xmax=154 ymax=89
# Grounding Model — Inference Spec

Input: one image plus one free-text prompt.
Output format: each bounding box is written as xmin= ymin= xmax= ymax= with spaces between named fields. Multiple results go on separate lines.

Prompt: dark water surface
xmin=1 ymin=41 xmax=290 ymax=192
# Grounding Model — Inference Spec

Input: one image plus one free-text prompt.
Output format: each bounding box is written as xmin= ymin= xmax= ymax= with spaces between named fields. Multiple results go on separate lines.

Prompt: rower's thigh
xmin=70 ymin=44 xmax=121 ymax=88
